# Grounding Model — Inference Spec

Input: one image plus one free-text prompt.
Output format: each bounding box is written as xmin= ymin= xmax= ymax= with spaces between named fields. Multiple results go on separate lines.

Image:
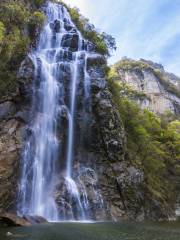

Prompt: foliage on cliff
xmin=108 ymin=70 xmax=180 ymax=217
xmin=0 ymin=0 xmax=45 ymax=97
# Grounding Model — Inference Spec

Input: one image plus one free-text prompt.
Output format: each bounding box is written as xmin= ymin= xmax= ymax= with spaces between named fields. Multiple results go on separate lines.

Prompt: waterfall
xmin=18 ymin=2 xmax=104 ymax=222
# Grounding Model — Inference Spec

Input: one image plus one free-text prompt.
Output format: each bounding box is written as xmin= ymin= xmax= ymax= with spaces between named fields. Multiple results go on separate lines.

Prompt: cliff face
xmin=0 ymin=57 xmax=34 ymax=213
xmin=114 ymin=58 xmax=180 ymax=115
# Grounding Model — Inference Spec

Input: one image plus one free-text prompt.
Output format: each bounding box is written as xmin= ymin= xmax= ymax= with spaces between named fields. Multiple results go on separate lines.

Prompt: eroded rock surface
xmin=115 ymin=58 xmax=180 ymax=114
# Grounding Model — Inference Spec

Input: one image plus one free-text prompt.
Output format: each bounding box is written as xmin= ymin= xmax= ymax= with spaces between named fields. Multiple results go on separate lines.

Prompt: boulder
xmin=64 ymin=23 xmax=73 ymax=32
xmin=61 ymin=34 xmax=79 ymax=52
xmin=56 ymin=50 xmax=74 ymax=62
xmin=18 ymin=56 xmax=34 ymax=101
xmin=23 ymin=215 xmax=48 ymax=224
xmin=82 ymin=40 xmax=95 ymax=52
xmin=0 ymin=213 xmax=48 ymax=227
xmin=54 ymin=20 xmax=61 ymax=33
xmin=0 ymin=101 xmax=16 ymax=120
xmin=0 ymin=213 xmax=31 ymax=227
xmin=86 ymin=55 xmax=106 ymax=69
xmin=0 ymin=119 xmax=24 ymax=211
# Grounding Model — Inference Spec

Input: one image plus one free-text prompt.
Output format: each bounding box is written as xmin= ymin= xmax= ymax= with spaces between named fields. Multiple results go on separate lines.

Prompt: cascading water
xmin=18 ymin=2 xmax=104 ymax=221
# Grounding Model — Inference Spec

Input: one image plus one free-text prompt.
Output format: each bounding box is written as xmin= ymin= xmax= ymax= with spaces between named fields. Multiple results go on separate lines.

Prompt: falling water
xmin=18 ymin=2 xmax=104 ymax=221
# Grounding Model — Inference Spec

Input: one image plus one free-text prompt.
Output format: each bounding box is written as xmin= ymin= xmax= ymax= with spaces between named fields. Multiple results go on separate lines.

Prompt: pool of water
xmin=0 ymin=222 xmax=180 ymax=240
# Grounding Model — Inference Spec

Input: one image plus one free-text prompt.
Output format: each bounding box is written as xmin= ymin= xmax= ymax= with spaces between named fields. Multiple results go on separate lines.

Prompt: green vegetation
xmin=113 ymin=58 xmax=150 ymax=71
xmin=108 ymin=71 xmax=180 ymax=217
xmin=58 ymin=0 xmax=116 ymax=56
xmin=0 ymin=1 xmax=45 ymax=97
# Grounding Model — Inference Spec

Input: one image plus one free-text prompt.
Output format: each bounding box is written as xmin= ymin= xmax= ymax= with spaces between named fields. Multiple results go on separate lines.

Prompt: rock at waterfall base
xmin=0 ymin=213 xmax=48 ymax=227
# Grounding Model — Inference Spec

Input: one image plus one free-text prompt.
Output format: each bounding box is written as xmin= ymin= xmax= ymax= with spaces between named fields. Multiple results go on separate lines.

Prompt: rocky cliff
xmin=112 ymin=58 xmax=180 ymax=115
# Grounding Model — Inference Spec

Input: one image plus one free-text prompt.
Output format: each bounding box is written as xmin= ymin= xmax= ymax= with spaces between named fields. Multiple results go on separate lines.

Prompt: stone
xmin=64 ymin=23 xmax=73 ymax=32
xmin=0 ymin=213 xmax=48 ymax=227
xmin=18 ymin=56 xmax=34 ymax=101
xmin=0 ymin=101 xmax=16 ymax=120
xmin=82 ymin=40 xmax=95 ymax=52
xmin=0 ymin=213 xmax=31 ymax=227
xmin=87 ymin=55 xmax=106 ymax=69
xmin=15 ymin=110 xmax=30 ymax=123
xmin=61 ymin=34 xmax=79 ymax=52
xmin=56 ymin=50 xmax=74 ymax=62
xmin=23 ymin=215 xmax=48 ymax=224
xmin=0 ymin=119 xmax=24 ymax=211
xmin=54 ymin=20 xmax=61 ymax=32
xmin=6 ymin=232 xmax=13 ymax=236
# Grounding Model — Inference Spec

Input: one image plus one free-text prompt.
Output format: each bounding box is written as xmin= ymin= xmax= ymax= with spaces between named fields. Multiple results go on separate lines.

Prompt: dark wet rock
xmin=61 ymin=34 xmax=79 ymax=52
xmin=87 ymin=55 xmax=106 ymax=69
xmin=18 ymin=56 xmax=34 ymax=101
xmin=70 ymin=28 xmax=77 ymax=34
xmin=23 ymin=215 xmax=48 ymax=224
xmin=18 ymin=57 xmax=34 ymax=82
xmin=91 ymin=78 xmax=107 ymax=93
xmin=0 ymin=213 xmax=31 ymax=227
xmin=64 ymin=23 xmax=73 ymax=32
xmin=54 ymin=20 xmax=61 ymax=32
xmin=50 ymin=20 xmax=61 ymax=33
xmin=82 ymin=40 xmax=95 ymax=52
xmin=56 ymin=50 xmax=74 ymax=62
xmin=0 ymin=213 xmax=48 ymax=227
xmin=15 ymin=109 xmax=30 ymax=123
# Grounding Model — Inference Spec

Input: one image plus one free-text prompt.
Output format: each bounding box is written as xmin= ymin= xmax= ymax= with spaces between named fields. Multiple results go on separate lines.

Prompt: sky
xmin=63 ymin=0 xmax=180 ymax=76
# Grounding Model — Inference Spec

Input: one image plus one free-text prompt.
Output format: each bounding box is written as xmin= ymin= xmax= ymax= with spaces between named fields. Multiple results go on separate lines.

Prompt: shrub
xmin=28 ymin=11 xmax=46 ymax=38
xmin=0 ymin=3 xmax=29 ymax=26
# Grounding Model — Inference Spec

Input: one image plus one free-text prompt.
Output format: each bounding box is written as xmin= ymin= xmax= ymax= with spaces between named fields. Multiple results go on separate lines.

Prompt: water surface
xmin=1 ymin=222 xmax=180 ymax=240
